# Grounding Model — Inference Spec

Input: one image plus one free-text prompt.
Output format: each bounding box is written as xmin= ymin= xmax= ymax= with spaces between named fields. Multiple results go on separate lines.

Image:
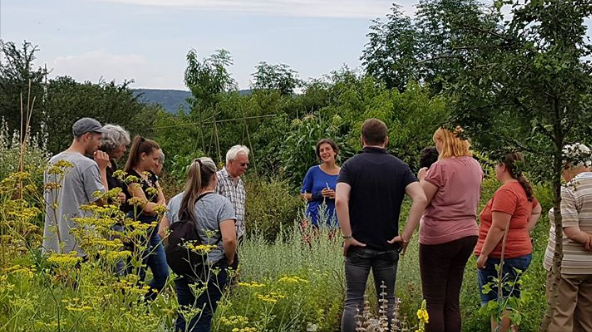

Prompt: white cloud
xmin=49 ymin=50 xmax=186 ymax=89
xmin=90 ymin=0 xmax=416 ymax=18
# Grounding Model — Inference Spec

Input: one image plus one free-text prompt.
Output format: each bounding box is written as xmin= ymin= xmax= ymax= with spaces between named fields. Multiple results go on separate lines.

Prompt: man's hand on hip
xmin=343 ymin=237 xmax=366 ymax=256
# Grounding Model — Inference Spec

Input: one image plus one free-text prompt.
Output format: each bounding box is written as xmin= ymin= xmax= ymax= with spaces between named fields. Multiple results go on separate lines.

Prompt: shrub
xmin=244 ymin=177 xmax=302 ymax=242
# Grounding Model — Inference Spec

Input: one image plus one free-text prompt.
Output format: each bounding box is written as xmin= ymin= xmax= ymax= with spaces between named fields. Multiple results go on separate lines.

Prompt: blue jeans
xmin=341 ymin=246 xmax=399 ymax=332
xmin=136 ymin=230 xmax=169 ymax=301
xmin=478 ymin=253 xmax=532 ymax=306
xmin=175 ymin=259 xmax=230 ymax=332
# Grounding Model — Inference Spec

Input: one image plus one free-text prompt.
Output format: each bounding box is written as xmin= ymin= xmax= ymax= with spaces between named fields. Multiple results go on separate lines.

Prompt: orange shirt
xmin=475 ymin=182 xmax=539 ymax=258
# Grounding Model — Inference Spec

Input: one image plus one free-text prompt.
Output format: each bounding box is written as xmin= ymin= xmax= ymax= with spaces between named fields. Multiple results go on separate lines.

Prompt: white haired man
xmin=216 ymin=145 xmax=250 ymax=244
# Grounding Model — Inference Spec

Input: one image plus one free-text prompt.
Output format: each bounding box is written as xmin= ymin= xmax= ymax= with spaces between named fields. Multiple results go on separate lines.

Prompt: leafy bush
xmin=244 ymin=177 xmax=302 ymax=242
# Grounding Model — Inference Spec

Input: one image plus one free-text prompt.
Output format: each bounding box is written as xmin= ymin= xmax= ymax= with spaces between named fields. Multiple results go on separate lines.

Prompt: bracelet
xmin=342 ymin=234 xmax=352 ymax=240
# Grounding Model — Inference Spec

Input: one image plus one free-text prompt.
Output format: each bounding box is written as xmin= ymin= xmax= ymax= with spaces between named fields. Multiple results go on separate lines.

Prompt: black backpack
xmin=165 ymin=192 xmax=220 ymax=279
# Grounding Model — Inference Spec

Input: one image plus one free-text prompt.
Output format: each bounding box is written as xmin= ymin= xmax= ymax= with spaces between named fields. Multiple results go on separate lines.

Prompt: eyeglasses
xmin=239 ymin=162 xmax=249 ymax=167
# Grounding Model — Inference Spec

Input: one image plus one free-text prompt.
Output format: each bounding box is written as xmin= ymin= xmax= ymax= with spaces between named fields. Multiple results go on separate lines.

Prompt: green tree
xmin=444 ymin=1 xmax=592 ymax=330
xmin=361 ymin=5 xmax=419 ymax=92
xmin=41 ymin=76 xmax=157 ymax=154
xmin=0 ymin=40 xmax=48 ymax=139
xmin=361 ymin=1 xmax=497 ymax=93
xmin=251 ymin=62 xmax=302 ymax=95
xmin=184 ymin=49 xmax=236 ymax=162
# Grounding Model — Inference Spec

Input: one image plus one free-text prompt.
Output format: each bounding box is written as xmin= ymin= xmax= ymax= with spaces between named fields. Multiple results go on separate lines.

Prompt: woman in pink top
xmin=418 ymin=127 xmax=483 ymax=332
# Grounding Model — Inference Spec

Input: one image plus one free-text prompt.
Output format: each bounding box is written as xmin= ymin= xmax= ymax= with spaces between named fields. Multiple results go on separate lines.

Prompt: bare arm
xmin=477 ymin=211 xmax=511 ymax=269
xmin=128 ymin=183 xmax=164 ymax=215
xmin=420 ymin=180 xmax=438 ymax=206
xmin=527 ymin=202 xmax=542 ymax=232
xmin=158 ymin=215 xmax=171 ymax=244
xmin=220 ymin=219 xmax=237 ymax=265
xmin=388 ymin=182 xmax=427 ymax=252
xmin=335 ymin=182 xmax=366 ymax=256
xmin=155 ymin=180 xmax=166 ymax=205
xmin=564 ymin=225 xmax=592 ymax=245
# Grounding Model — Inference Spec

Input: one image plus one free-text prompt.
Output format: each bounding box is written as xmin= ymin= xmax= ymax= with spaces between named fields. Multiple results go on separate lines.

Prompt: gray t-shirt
xmin=43 ymin=151 xmax=105 ymax=256
xmin=165 ymin=192 xmax=236 ymax=263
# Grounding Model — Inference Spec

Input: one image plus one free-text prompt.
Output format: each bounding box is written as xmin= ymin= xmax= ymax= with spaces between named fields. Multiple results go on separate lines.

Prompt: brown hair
xmin=315 ymin=138 xmax=339 ymax=160
xmin=178 ymin=157 xmax=217 ymax=222
xmin=500 ymin=151 xmax=534 ymax=202
xmin=361 ymin=118 xmax=387 ymax=146
xmin=124 ymin=135 xmax=160 ymax=172
xmin=433 ymin=127 xmax=472 ymax=159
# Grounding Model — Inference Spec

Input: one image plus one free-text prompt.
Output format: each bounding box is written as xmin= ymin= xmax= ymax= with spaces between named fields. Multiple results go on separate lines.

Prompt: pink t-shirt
xmin=419 ymin=156 xmax=483 ymax=245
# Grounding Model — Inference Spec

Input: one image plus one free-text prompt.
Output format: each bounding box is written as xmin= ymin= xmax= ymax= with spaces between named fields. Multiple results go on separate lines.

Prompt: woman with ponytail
xmin=159 ymin=157 xmax=237 ymax=332
xmin=475 ymin=152 xmax=542 ymax=332
xmin=123 ymin=135 xmax=168 ymax=301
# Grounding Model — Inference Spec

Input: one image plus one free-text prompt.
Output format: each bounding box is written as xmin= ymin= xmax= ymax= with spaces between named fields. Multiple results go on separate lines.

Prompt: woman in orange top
xmin=475 ymin=152 xmax=542 ymax=332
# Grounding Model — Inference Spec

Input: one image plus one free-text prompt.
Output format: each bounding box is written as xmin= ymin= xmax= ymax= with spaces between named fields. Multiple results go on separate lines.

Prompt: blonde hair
xmin=433 ymin=127 xmax=472 ymax=159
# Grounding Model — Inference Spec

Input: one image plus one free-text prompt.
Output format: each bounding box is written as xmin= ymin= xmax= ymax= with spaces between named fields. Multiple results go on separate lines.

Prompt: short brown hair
xmin=361 ymin=118 xmax=387 ymax=146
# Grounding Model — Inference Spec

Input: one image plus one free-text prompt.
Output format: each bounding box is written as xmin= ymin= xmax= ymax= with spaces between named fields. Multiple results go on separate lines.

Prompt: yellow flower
xmin=47 ymin=252 xmax=82 ymax=267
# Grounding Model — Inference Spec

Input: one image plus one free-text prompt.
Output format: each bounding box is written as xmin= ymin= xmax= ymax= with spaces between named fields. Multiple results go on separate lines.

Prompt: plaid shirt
xmin=216 ymin=167 xmax=246 ymax=238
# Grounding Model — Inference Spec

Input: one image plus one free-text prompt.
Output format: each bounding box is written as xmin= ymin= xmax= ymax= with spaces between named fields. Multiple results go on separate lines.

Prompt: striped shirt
xmin=216 ymin=167 xmax=246 ymax=239
xmin=544 ymin=172 xmax=592 ymax=274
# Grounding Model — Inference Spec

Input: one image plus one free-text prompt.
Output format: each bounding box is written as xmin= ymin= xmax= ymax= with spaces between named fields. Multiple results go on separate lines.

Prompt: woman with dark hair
xmin=300 ymin=138 xmax=340 ymax=227
xmin=159 ymin=157 xmax=237 ymax=332
xmin=123 ymin=135 xmax=168 ymax=301
xmin=475 ymin=152 xmax=541 ymax=332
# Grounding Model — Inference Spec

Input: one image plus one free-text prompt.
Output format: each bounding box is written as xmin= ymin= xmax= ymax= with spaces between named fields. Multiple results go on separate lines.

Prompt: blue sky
xmin=1 ymin=0 xmax=417 ymax=90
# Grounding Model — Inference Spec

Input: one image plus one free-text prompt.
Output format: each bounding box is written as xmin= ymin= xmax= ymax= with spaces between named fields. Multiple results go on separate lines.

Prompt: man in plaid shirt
xmin=216 ymin=145 xmax=250 ymax=242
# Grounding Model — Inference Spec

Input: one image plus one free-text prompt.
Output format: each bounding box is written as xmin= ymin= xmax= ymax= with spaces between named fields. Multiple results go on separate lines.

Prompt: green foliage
xmin=244 ymin=177 xmax=302 ymax=242
xmin=0 ymin=40 xmax=48 ymax=137
xmin=251 ymin=62 xmax=302 ymax=95
xmin=41 ymin=76 xmax=158 ymax=154
xmin=280 ymin=114 xmax=353 ymax=189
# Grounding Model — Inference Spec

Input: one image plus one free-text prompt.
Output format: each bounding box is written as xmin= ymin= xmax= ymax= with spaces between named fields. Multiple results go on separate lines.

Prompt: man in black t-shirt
xmin=336 ymin=118 xmax=427 ymax=332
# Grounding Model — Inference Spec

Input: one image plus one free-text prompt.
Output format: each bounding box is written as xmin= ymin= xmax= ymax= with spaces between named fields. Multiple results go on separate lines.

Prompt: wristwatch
xmin=342 ymin=234 xmax=352 ymax=240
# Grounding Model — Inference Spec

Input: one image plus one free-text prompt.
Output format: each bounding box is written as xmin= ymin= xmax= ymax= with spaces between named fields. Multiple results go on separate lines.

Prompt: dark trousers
xmin=175 ymin=259 xmax=230 ymax=332
xmin=136 ymin=231 xmax=169 ymax=301
xmin=420 ymin=236 xmax=477 ymax=332
xmin=341 ymin=247 xmax=399 ymax=332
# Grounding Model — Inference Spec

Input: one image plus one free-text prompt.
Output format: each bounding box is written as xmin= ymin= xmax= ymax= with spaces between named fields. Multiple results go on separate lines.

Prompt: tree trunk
xmin=540 ymin=154 xmax=564 ymax=331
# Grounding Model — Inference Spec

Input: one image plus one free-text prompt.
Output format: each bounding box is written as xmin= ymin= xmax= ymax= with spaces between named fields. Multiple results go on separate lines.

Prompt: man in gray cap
xmin=43 ymin=117 xmax=111 ymax=256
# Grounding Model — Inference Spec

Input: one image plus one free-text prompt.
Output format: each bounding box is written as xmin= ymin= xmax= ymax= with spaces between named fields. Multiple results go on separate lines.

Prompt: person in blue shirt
xmin=300 ymin=138 xmax=340 ymax=227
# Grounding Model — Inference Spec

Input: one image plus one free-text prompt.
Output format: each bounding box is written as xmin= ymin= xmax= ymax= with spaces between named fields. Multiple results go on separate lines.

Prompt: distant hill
xmin=133 ymin=88 xmax=253 ymax=113
xmin=133 ymin=89 xmax=192 ymax=113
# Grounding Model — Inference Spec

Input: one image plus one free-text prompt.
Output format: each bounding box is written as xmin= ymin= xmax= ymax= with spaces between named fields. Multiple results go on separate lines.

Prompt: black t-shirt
xmin=337 ymin=147 xmax=417 ymax=251
xmin=106 ymin=160 xmax=123 ymax=192
xmin=123 ymin=169 xmax=159 ymax=214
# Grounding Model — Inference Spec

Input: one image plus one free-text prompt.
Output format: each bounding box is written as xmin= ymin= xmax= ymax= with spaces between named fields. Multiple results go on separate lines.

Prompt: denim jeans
xmin=478 ymin=253 xmax=532 ymax=306
xmin=136 ymin=230 xmax=169 ymax=301
xmin=110 ymin=223 xmax=126 ymax=276
xmin=175 ymin=259 xmax=230 ymax=332
xmin=341 ymin=246 xmax=399 ymax=332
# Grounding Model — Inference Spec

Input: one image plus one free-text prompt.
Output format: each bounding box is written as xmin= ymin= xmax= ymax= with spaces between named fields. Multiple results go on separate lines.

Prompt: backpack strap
xmin=192 ymin=192 xmax=223 ymax=245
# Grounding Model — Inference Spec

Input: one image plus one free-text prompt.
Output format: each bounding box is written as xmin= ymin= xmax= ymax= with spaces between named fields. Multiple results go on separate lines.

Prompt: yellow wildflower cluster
xmin=128 ymin=197 xmax=147 ymax=207
xmin=146 ymin=187 xmax=158 ymax=197
xmin=4 ymin=264 xmax=35 ymax=278
xmin=47 ymin=252 xmax=82 ymax=267
xmin=219 ymin=315 xmax=249 ymax=326
xmin=185 ymin=243 xmax=217 ymax=254
xmin=238 ymin=281 xmax=266 ymax=288
xmin=231 ymin=327 xmax=258 ymax=332
xmin=62 ymin=298 xmax=93 ymax=312
xmin=256 ymin=291 xmax=286 ymax=303
xmin=278 ymin=275 xmax=308 ymax=284
xmin=152 ymin=204 xmax=168 ymax=215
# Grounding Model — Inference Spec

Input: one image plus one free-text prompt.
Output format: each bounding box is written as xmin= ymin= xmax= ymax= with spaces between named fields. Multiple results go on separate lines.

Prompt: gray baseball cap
xmin=72 ymin=117 xmax=107 ymax=137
